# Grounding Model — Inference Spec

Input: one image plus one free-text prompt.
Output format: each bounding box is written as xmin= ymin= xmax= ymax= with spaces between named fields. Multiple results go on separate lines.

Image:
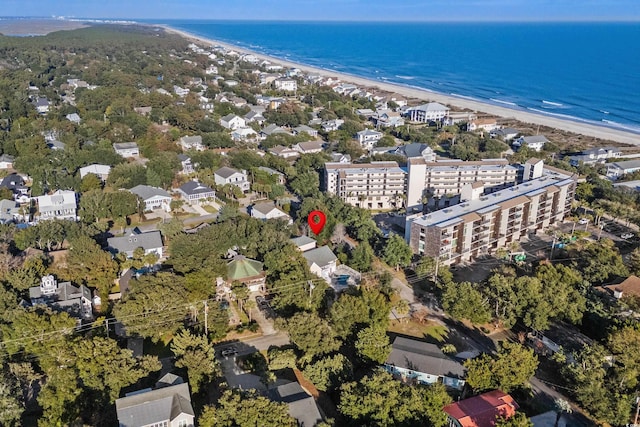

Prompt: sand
xmin=0 ymin=19 xmax=88 ymax=36
xmin=161 ymin=25 xmax=639 ymax=147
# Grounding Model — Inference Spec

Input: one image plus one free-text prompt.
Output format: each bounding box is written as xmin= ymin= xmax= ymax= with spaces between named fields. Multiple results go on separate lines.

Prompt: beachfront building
xmin=606 ymin=160 xmax=640 ymax=180
xmin=405 ymin=102 xmax=449 ymax=123
xmin=324 ymin=162 xmax=407 ymax=210
xmin=490 ymin=127 xmax=520 ymax=141
xmin=405 ymin=163 xmax=576 ymax=265
xmin=274 ymin=77 xmax=297 ymax=92
xmin=568 ymin=146 xmax=622 ymax=166
xmin=513 ymin=135 xmax=548 ymax=152
xmin=467 ymin=117 xmax=499 ymax=132
xmin=405 ymin=158 xmax=519 ymax=212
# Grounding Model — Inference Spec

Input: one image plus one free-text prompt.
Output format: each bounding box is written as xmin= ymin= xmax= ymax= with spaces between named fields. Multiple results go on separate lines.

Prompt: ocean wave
xmin=542 ymin=100 xmax=565 ymax=107
xmin=395 ymin=75 xmax=415 ymax=80
xmin=600 ymin=110 xmax=610 ymax=114
xmin=490 ymin=98 xmax=517 ymax=107
xmin=602 ymin=119 xmax=640 ymax=133
xmin=451 ymin=93 xmax=480 ymax=101
xmin=528 ymin=107 xmax=590 ymax=122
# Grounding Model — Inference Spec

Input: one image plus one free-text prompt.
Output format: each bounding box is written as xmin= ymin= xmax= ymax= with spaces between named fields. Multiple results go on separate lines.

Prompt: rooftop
xmin=129 ymin=185 xmax=171 ymax=200
xmin=443 ymin=390 xmax=518 ymax=427
xmin=215 ymin=166 xmax=243 ymax=179
xmin=227 ymin=255 xmax=264 ymax=281
xmin=385 ymin=336 xmax=465 ymax=379
xmin=302 ymin=246 xmax=337 ymax=268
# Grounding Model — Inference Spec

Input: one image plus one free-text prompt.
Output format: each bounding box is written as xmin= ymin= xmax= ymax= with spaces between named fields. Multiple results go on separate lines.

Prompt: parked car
xmin=221 ymin=346 xmax=237 ymax=357
xmin=256 ymin=296 xmax=269 ymax=308
xmin=578 ymin=218 xmax=589 ymax=225
xmin=621 ymin=232 xmax=634 ymax=239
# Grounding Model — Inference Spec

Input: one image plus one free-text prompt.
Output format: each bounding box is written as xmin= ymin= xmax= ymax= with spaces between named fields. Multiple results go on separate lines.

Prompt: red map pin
xmin=308 ymin=210 xmax=327 ymax=235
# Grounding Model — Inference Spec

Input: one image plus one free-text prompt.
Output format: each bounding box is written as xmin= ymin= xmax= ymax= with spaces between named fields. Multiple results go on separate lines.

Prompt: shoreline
xmin=159 ymin=24 xmax=640 ymax=147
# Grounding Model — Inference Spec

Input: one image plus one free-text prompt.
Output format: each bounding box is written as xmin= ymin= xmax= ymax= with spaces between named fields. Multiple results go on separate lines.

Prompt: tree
xmin=355 ymin=324 xmax=391 ymax=364
xmin=199 ymin=389 xmax=297 ymax=427
xmin=0 ymin=373 xmax=22 ymax=427
xmin=170 ymin=329 xmax=218 ymax=393
xmin=329 ymin=292 xmax=370 ymax=338
xmin=571 ymin=239 xmax=628 ymax=284
xmin=339 ymin=370 xmax=451 ymax=427
xmin=64 ymin=235 xmax=118 ymax=299
xmin=349 ymin=241 xmax=374 ymax=272
xmin=382 ymin=234 xmax=413 ymax=270
xmin=464 ymin=341 xmax=538 ymax=393
xmin=442 ymin=281 xmax=491 ymax=324
xmin=285 ymin=312 xmax=341 ymax=359
xmin=302 ymin=353 xmax=353 ymax=392
xmin=79 ymin=173 xmax=102 ymax=192
xmin=267 ymin=347 xmax=298 ymax=371
xmin=495 ymin=412 xmax=533 ymax=427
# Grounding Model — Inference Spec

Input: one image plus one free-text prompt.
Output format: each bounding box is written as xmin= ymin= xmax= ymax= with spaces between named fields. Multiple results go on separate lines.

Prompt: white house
xmin=177 ymin=181 xmax=216 ymax=204
xmin=250 ymin=202 xmax=292 ymax=224
xmin=214 ymin=167 xmax=250 ymax=192
xmin=220 ymin=114 xmax=246 ymax=130
xmin=35 ymin=190 xmax=77 ymax=221
xmin=113 ymin=142 xmax=139 ymax=158
xmin=467 ymin=118 xmax=499 ymax=132
xmin=490 ymin=127 xmax=519 ymax=141
xmin=356 ymin=129 xmax=383 ymax=150
xmin=292 ymin=125 xmax=319 ymax=138
xmin=107 ymin=229 xmax=164 ymax=259
xmin=79 ymin=164 xmax=111 ymax=181
xmin=406 ymin=102 xmax=449 ymax=123
xmin=129 ymin=185 xmax=172 ymax=212
xmin=607 ymin=160 xmax=640 ymax=180
xmin=29 ymin=275 xmax=92 ymax=320
xmin=269 ymin=145 xmax=300 ymax=159
xmin=178 ymin=135 xmax=205 ymax=151
xmin=65 ymin=113 xmax=81 ymax=124
xmin=514 ymin=135 xmax=549 ymax=152
xmin=231 ymin=127 xmax=258 ymax=142
xmin=290 ymin=235 xmax=317 ymax=252
xmin=259 ymin=124 xmax=290 ymax=140
xmin=274 ymin=77 xmax=297 ymax=92
xmin=33 ymin=97 xmax=50 ymax=114
xmin=321 ymin=119 xmax=344 ymax=132
xmin=173 ymin=85 xmax=189 ymax=97
xmin=294 ymin=140 xmax=324 ymax=155
xmin=302 ymin=246 xmax=338 ymax=282
xmin=0 ymin=154 xmax=14 ymax=170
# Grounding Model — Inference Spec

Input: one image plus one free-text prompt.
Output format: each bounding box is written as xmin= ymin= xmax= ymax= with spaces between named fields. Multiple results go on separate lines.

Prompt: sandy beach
xmin=161 ymin=25 xmax=639 ymax=147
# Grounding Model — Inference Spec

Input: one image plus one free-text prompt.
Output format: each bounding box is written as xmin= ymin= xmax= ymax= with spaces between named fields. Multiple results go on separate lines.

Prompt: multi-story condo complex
xmin=405 ymin=160 xmax=577 ymax=265
xmin=405 ymin=158 xmax=520 ymax=211
xmin=324 ymin=162 xmax=407 ymax=210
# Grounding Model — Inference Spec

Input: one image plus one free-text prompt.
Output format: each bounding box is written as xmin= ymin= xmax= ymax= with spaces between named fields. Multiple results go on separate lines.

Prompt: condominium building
xmin=405 ymin=162 xmax=576 ymax=265
xmin=406 ymin=158 xmax=519 ymax=211
xmin=324 ymin=162 xmax=407 ymax=210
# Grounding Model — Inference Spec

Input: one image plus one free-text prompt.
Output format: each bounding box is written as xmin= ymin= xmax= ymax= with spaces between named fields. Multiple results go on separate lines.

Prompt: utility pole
xmin=634 ymin=396 xmax=640 ymax=427
xmin=550 ymin=233 xmax=557 ymax=260
xmin=308 ymin=280 xmax=315 ymax=300
xmin=204 ymin=300 xmax=209 ymax=336
xmin=104 ymin=318 xmax=109 ymax=337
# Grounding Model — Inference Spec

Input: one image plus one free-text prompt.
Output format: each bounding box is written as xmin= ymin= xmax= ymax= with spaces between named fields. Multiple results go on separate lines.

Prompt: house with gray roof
xmin=0 ymin=199 xmax=21 ymax=224
xmin=259 ymin=124 xmax=289 ymax=140
xmin=0 ymin=173 xmax=28 ymax=199
xmin=384 ymin=336 xmax=466 ymax=390
xmin=129 ymin=185 xmax=172 ymax=212
xmin=29 ymin=275 xmax=93 ymax=320
xmin=292 ymin=125 xmax=318 ymax=138
xmin=177 ymin=181 xmax=215 ymax=204
xmin=397 ymin=143 xmax=436 ymax=161
xmin=35 ymin=190 xmax=77 ymax=221
xmin=513 ymin=135 xmax=549 ymax=152
xmin=607 ymin=159 xmax=640 ymax=180
xmin=0 ymin=154 xmax=14 ymax=169
xmin=356 ymin=129 xmax=383 ymax=150
xmin=115 ymin=374 xmax=194 ymax=427
xmin=250 ymin=202 xmax=291 ymax=223
xmin=178 ymin=135 xmax=205 ymax=151
xmin=107 ymin=229 xmax=164 ymax=259
xmin=490 ymin=127 xmax=519 ymax=141
xmin=79 ymin=164 xmax=111 ymax=181
xmin=330 ymin=153 xmax=351 ymax=164
xmin=220 ymin=114 xmax=245 ymax=130
xmin=177 ymin=154 xmax=194 ymax=174
xmin=113 ymin=142 xmax=140 ymax=158
xmin=294 ymin=140 xmax=324 ymax=155
xmin=406 ymin=102 xmax=449 ymax=123
xmin=214 ymin=167 xmax=250 ymax=192
xmin=302 ymin=246 xmax=337 ymax=282
xmin=33 ymin=97 xmax=50 ymax=114
xmin=65 ymin=113 xmax=81 ymax=124
xmin=267 ymin=382 xmax=323 ymax=427
xmin=257 ymin=166 xmax=285 ymax=184
xmin=269 ymin=145 xmax=300 ymax=159
xmin=290 ymin=235 xmax=317 ymax=252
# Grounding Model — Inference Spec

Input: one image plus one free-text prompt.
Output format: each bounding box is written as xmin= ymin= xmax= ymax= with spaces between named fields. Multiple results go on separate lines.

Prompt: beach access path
xmin=161 ymin=25 xmax=639 ymax=146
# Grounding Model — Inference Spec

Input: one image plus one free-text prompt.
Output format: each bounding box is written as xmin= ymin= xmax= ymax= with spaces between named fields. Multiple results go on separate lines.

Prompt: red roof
xmin=443 ymin=390 xmax=518 ymax=427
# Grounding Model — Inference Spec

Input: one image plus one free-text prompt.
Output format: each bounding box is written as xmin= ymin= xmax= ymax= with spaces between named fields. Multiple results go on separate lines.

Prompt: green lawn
xmin=203 ymin=205 xmax=218 ymax=214
xmin=388 ymin=320 xmax=449 ymax=342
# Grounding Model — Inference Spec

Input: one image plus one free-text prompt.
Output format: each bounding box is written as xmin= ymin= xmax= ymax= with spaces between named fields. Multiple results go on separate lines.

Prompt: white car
xmin=578 ymin=218 xmax=589 ymax=225
xmin=221 ymin=347 xmax=237 ymax=357
xmin=621 ymin=233 xmax=634 ymax=239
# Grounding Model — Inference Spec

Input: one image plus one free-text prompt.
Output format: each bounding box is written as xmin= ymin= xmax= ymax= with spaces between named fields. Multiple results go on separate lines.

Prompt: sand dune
xmin=162 ymin=25 xmax=639 ymax=146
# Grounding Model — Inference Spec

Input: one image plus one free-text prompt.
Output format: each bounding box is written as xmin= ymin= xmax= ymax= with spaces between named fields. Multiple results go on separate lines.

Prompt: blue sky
xmin=2 ymin=0 xmax=640 ymax=21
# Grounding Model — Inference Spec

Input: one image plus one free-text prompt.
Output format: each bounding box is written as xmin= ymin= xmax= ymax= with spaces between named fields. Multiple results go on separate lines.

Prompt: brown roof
xmin=471 ymin=181 xmax=484 ymax=189
xmin=498 ymin=195 xmax=530 ymax=210
xmin=603 ymin=275 xmax=640 ymax=298
xmin=460 ymin=212 xmax=481 ymax=223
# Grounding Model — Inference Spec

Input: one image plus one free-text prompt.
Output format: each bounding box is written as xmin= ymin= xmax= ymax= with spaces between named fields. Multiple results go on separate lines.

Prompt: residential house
xmin=267 ymin=382 xmax=323 ymax=427
xmin=321 ymin=119 xmax=344 ymax=132
xmin=65 ymin=113 xmax=81 ymax=124
xmin=231 ymin=127 xmax=258 ymax=142
xmin=79 ymin=164 xmax=111 ymax=181
xmin=259 ymin=124 xmax=289 ymax=140
xmin=258 ymin=166 xmax=285 ymax=184
xmin=1 ymin=173 xmax=29 ymax=200
xmin=0 ymin=154 xmax=14 ymax=169
xmin=269 ymin=145 xmax=300 ymax=159
xmin=179 ymin=135 xmax=205 ymax=151
xmin=513 ymin=135 xmax=548 ymax=152
xmin=396 ymin=143 xmax=436 ymax=161
xmin=35 ymin=190 xmax=77 ymax=221
xmin=205 ymin=64 xmax=218 ymax=75
xmin=214 ymin=167 xmax=251 ymax=192
xmin=220 ymin=114 xmax=246 ymax=130
xmin=133 ymin=106 xmax=152 ymax=116
xmin=294 ymin=140 xmax=324 ymax=155
xmin=107 ymin=229 xmax=164 ymax=259
xmin=274 ymin=77 xmax=297 ymax=92
xmin=384 ymin=336 xmax=466 ymax=389
xmin=467 ymin=118 xmax=499 ymax=132
xmin=113 ymin=142 xmax=140 ymax=158
xmin=406 ymin=102 xmax=449 ymax=122
xmin=250 ymin=202 xmax=292 ymax=223
xmin=129 ymin=185 xmax=172 ymax=212
xmin=490 ymin=127 xmax=519 ymax=141
xmin=291 ymin=235 xmax=317 ymax=252
xmin=115 ymin=373 xmax=195 ymax=427
xmin=374 ymin=109 xmax=405 ymax=128
xmin=600 ymin=275 xmax=640 ymax=300
xmin=244 ymin=109 xmax=266 ymax=125
xmin=177 ymin=181 xmax=216 ymax=204
xmin=443 ymin=390 xmax=519 ymax=427
xmin=33 ymin=97 xmax=50 ymax=114
xmin=173 ymin=85 xmax=189 ymax=97
xmin=178 ymin=154 xmax=194 ymax=174
xmin=227 ymin=255 xmax=266 ymax=293
xmin=47 ymin=140 xmax=66 ymax=150
xmin=330 ymin=153 xmax=351 ymax=163
xmin=567 ymin=146 xmax=622 ymax=167
xmin=292 ymin=125 xmax=319 ymax=138
xmin=0 ymin=199 xmax=21 ymax=224
xmin=356 ymin=129 xmax=383 ymax=150
xmin=356 ymin=108 xmax=375 ymax=118
xmin=29 ymin=275 xmax=92 ymax=320
xmin=302 ymin=246 xmax=338 ymax=282
xmin=607 ymin=160 xmax=640 ymax=180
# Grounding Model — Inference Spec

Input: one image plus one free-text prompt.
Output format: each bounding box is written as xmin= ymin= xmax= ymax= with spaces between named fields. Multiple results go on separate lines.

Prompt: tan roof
xmin=603 ymin=276 xmax=640 ymax=298
xmin=498 ymin=195 xmax=530 ymax=210
xmin=460 ymin=212 xmax=481 ymax=223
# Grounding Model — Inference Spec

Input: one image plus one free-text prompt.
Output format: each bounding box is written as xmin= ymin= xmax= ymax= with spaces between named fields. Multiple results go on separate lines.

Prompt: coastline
xmin=160 ymin=24 xmax=640 ymax=147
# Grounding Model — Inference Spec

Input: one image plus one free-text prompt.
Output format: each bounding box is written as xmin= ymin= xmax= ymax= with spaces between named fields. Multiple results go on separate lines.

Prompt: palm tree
xmin=553 ymin=398 xmax=572 ymax=427
xmin=394 ymin=299 xmax=410 ymax=323
xmin=245 ymin=299 xmax=257 ymax=323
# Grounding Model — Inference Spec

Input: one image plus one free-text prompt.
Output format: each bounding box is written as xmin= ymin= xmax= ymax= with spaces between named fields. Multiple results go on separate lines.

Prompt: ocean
xmin=149 ymin=20 xmax=640 ymax=133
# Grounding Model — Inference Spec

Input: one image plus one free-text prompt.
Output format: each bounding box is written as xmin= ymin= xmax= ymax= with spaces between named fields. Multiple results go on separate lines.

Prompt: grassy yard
xmin=202 ymin=205 xmax=218 ymax=214
xmin=388 ymin=319 xmax=449 ymax=342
